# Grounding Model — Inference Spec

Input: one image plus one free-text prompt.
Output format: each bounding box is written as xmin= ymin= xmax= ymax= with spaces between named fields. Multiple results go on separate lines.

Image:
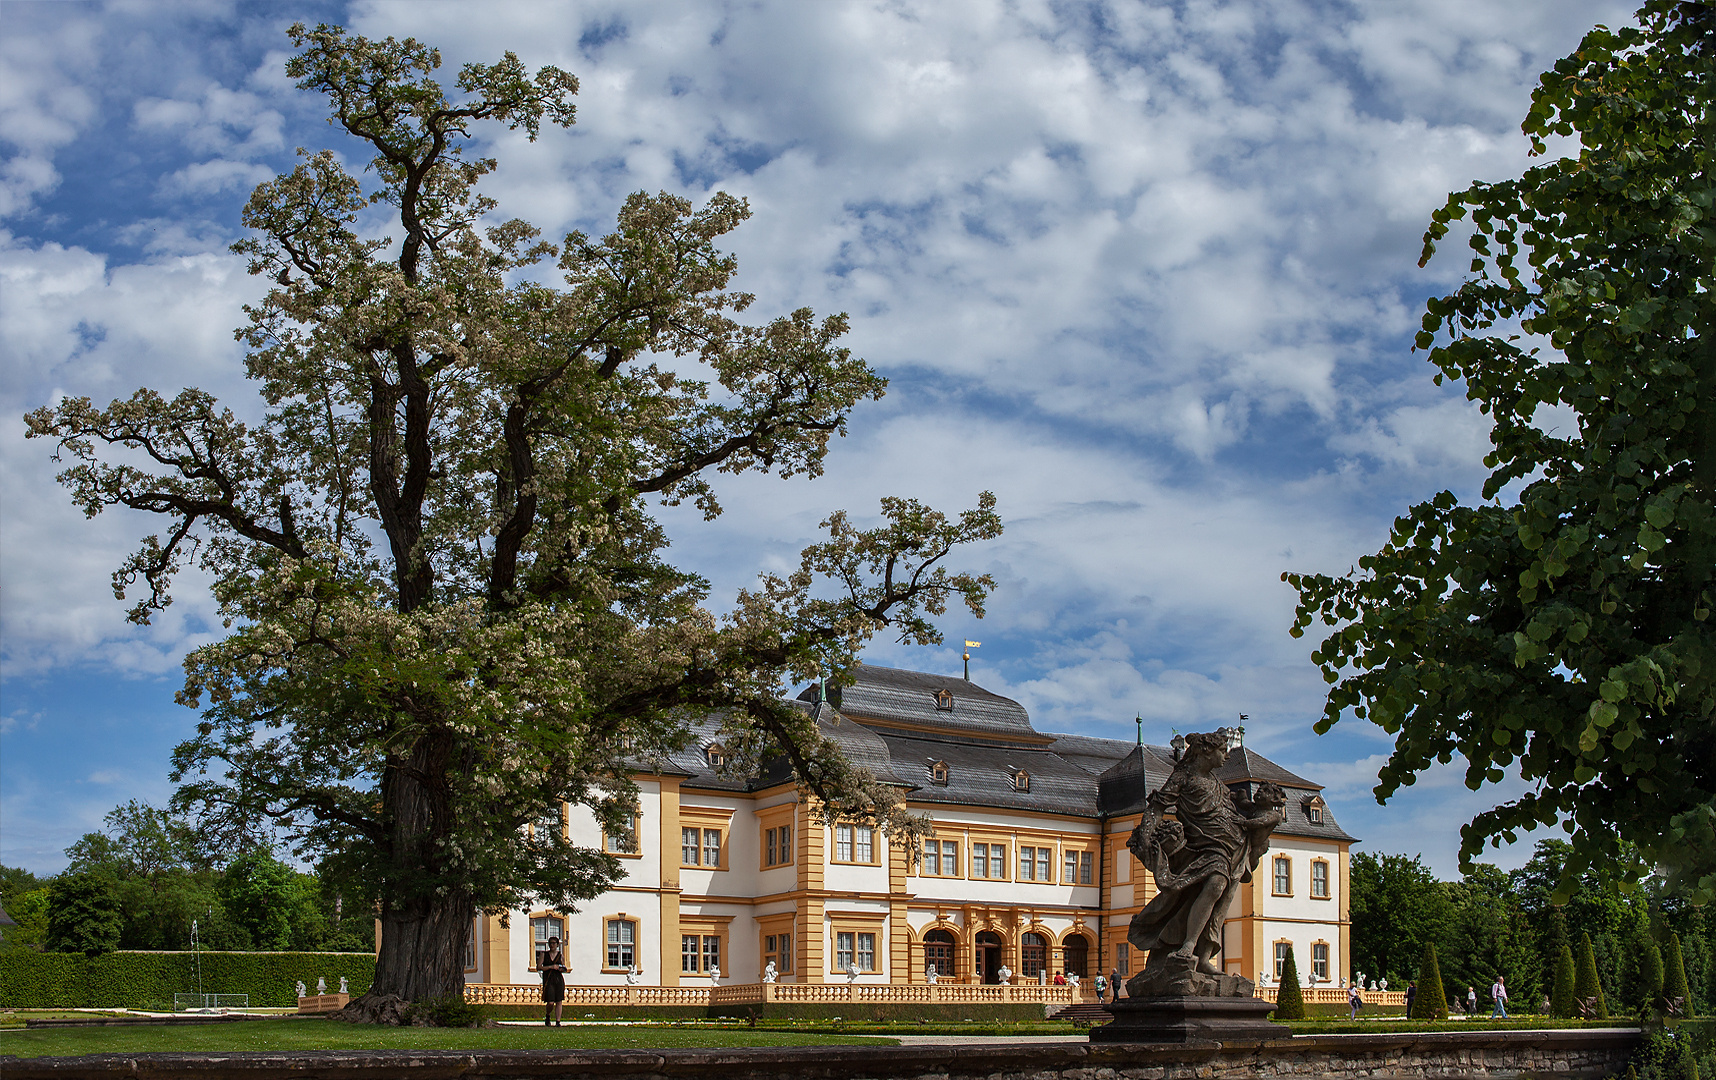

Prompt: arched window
xmin=1021 ymin=931 xmax=1047 ymax=979
xmin=1063 ymin=933 xmax=1090 ymax=978
xmin=924 ymin=928 xmax=956 ymax=979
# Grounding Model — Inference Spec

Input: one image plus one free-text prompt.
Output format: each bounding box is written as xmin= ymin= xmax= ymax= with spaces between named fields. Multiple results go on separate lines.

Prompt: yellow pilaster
xmin=659 ymin=776 xmax=682 ymax=986
xmin=1339 ymin=844 xmax=1352 ymax=984
xmin=889 ymin=838 xmax=910 ymax=983
xmin=483 ymin=913 xmax=509 ymax=984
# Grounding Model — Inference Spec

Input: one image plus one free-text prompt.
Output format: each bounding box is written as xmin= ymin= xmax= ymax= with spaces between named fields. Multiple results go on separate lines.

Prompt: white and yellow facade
xmin=466 ymin=663 xmax=1355 ymax=991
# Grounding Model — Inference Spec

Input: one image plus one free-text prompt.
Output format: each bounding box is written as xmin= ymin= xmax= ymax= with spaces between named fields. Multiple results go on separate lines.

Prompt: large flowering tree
xmin=28 ymin=25 xmax=999 ymax=1017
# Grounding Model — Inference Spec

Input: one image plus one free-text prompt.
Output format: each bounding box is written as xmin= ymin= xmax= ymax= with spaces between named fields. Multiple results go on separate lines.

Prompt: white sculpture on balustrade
xmin=707 ymin=964 xmax=721 ymax=984
xmin=625 ymin=964 xmax=640 ymax=986
xmin=316 ymin=977 xmax=327 ymax=995
xmin=925 ymin=963 xmax=938 ymax=985
xmin=996 ymin=965 xmax=1012 ymax=986
xmin=845 ymin=961 xmax=860 ymax=985
xmin=763 ymin=961 xmax=777 ymax=984
xmin=339 ymin=976 xmax=348 ymax=994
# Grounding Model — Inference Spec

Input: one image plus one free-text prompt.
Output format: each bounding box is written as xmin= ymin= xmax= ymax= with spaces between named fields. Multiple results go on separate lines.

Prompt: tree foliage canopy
xmin=24 ymin=24 xmax=1000 ymax=1006
xmin=1286 ymin=0 xmax=1716 ymax=902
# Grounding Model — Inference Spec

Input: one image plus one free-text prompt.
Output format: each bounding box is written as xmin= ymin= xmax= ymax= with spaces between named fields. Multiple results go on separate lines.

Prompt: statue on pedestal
xmin=339 ymin=976 xmax=348 ymax=995
xmin=763 ymin=961 xmax=777 ymax=984
xmin=926 ymin=963 xmax=938 ymax=985
xmin=996 ymin=964 xmax=1012 ymax=986
xmin=845 ymin=962 xmax=860 ymax=984
xmin=316 ymin=977 xmax=327 ymax=995
xmin=296 ymin=980 xmax=307 ymax=999
xmin=625 ymin=964 xmax=640 ymax=985
xmin=1123 ymin=732 xmax=1285 ymax=999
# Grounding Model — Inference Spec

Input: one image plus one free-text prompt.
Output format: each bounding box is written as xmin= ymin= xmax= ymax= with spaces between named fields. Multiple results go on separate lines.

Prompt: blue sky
xmin=0 ymin=0 xmax=1634 ymax=876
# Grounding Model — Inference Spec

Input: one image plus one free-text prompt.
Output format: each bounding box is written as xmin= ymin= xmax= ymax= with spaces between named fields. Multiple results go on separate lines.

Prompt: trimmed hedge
xmin=0 ymin=950 xmax=374 ymax=1009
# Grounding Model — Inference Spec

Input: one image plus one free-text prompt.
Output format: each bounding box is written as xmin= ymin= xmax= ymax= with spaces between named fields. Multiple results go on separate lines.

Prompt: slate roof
xmin=797 ymin=663 xmax=1045 ymax=744
xmin=657 ymin=663 xmax=1356 ymax=842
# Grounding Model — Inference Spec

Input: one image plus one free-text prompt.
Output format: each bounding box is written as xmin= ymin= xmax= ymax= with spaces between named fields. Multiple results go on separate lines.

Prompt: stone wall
xmin=0 ymin=1026 xmax=1641 ymax=1079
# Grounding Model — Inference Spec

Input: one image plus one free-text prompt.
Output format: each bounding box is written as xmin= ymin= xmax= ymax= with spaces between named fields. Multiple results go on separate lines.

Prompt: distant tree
xmin=1414 ymin=944 xmax=1449 ymax=1019
xmin=1443 ymin=863 xmax=1539 ymax=1007
xmin=1576 ymin=932 xmax=1610 ymax=1019
xmin=1285 ymin=0 xmax=1716 ymax=904
xmin=0 ymin=865 xmax=42 ymax=903
xmin=1274 ymin=948 xmax=1306 ymax=1019
xmin=1552 ymin=942 xmax=1578 ymax=1017
xmin=219 ymin=851 xmax=298 ymax=950
xmin=1665 ymin=932 xmax=1693 ymax=1017
xmin=1350 ymin=851 xmax=1455 ymax=985
xmin=1639 ymin=936 xmax=1667 ymax=1016
xmin=45 ymin=872 xmax=121 ymax=956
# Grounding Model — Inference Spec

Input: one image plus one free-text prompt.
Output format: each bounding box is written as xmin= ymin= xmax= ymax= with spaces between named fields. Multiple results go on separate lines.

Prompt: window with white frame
xmin=970 ymin=841 xmax=1007 ymax=879
xmin=464 ymin=917 xmax=477 ymax=971
xmin=834 ymin=823 xmax=876 ymax=863
xmin=531 ymin=914 xmax=567 ymax=970
xmin=764 ymin=823 xmax=793 ymax=867
xmin=1312 ymin=941 xmax=1329 ymax=981
xmin=1273 ymin=855 xmax=1292 ymax=895
xmin=923 ymin=839 xmax=959 ymax=876
xmin=606 ymin=919 xmax=637 ymax=970
xmin=681 ymin=933 xmax=720 ymax=973
xmin=1311 ymin=859 xmax=1330 ymax=898
xmin=763 ymin=931 xmax=793 ymax=973
xmin=604 ymin=817 xmax=639 ymax=855
xmin=1274 ymin=941 xmax=1292 ymax=979
xmin=682 ymin=826 xmax=722 ymax=867
xmin=835 ymin=931 xmax=876 ymax=972
xmin=1063 ymin=849 xmax=1093 ymax=884
xmin=1018 ymin=845 xmax=1054 ymax=881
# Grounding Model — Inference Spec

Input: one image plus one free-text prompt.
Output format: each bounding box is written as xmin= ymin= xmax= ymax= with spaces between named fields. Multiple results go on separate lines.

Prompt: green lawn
xmin=0 ymin=1017 xmax=897 ymax=1058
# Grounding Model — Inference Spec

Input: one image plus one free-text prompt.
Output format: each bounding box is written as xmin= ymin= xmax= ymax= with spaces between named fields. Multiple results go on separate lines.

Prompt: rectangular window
xmin=605 ymin=819 xmax=638 ymax=855
xmin=1274 ymin=941 xmax=1291 ymax=979
xmin=606 ymin=920 xmax=636 ymax=969
xmin=682 ymin=934 xmax=700 ymax=973
xmin=683 ymin=827 xmax=701 ymax=865
xmin=836 ymin=931 xmax=854 ymax=971
xmin=1020 ymin=846 xmax=1037 ymax=881
xmin=1116 ymin=943 xmax=1130 ymax=976
xmin=856 ymin=932 xmax=875 ymax=971
xmin=1080 ymin=850 xmax=1093 ymax=884
xmin=764 ymin=824 xmax=793 ymax=867
xmin=531 ymin=915 xmax=566 ymax=970
xmin=703 ymin=935 xmax=719 ymax=972
xmin=1064 ymin=850 xmax=1079 ymax=883
xmin=464 ymin=918 xmax=477 ymax=971
xmin=836 ymin=825 xmax=853 ymax=862
xmin=937 ymin=840 xmax=959 ymax=876
xmin=835 ymin=824 xmax=874 ymax=863
xmin=702 ymin=827 xmax=721 ymax=868
xmin=970 ymin=842 xmax=1005 ymax=878
xmin=1273 ymin=856 xmax=1292 ymax=895
xmin=764 ymin=932 xmax=794 ymax=973
xmin=1311 ymin=860 xmax=1330 ymax=898
xmin=1312 ymin=942 xmax=1329 ymax=981
xmin=682 ymin=933 xmax=720 ymax=973
xmin=971 ymin=843 xmax=988 ymax=878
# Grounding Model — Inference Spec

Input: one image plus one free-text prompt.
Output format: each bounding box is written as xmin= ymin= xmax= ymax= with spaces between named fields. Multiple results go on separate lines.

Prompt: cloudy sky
xmin=1 ymin=0 xmax=1633 ymax=877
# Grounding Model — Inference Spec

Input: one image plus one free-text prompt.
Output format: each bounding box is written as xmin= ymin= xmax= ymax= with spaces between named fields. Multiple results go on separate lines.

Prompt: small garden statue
xmin=926 ymin=963 xmax=938 ymax=985
xmin=997 ymin=964 xmax=1012 ymax=985
xmin=707 ymin=963 xmax=720 ymax=983
xmin=1379 ymin=978 xmax=1387 ymax=990
xmin=763 ymin=961 xmax=777 ymax=983
xmin=1067 ymin=972 xmax=1080 ymax=991
xmin=339 ymin=976 xmax=348 ymax=995
xmin=296 ymin=980 xmax=307 ymax=999
xmin=625 ymin=964 xmax=640 ymax=985
xmin=316 ymin=977 xmax=327 ymax=995
xmin=845 ymin=961 xmax=860 ymax=984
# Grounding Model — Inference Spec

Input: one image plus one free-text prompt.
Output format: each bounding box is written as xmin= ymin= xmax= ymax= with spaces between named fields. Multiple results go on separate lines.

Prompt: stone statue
xmin=926 ymin=963 xmax=938 ymax=985
xmin=1356 ymin=971 xmax=1364 ymax=989
xmin=708 ymin=964 xmax=721 ymax=983
xmin=996 ymin=964 xmax=1012 ymax=985
xmin=339 ymin=976 xmax=348 ymax=995
xmin=763 ymin=961 xmax=777 ymax=984
xmin=1124 ymin=731 xmax=1286 ymax=999
xmin=625 ymin=964 xmax=640 ymax=985
xmin=1067 ymin=972 xmax=1080 ymax=991
xmin=1379 ymin=978 xmax=1388 ymax=991
xmin=316 ymin=977 xmax=327 ymax=995
xmin=296 ymin=980 xmax=307 ymax=999
xmin=845 ymin=962 xmax=860 ymax=984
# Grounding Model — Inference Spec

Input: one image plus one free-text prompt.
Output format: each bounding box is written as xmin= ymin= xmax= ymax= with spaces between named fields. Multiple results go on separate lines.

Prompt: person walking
xmin=1111 ymin=968 xmax=1121 ymax=1003
xmin=1490 ymin=975 xmax=1508 ymax=1019
xmin=541 ymin=936 xmax=567 ymax=1026
xmin=1093 ymin=972 xmax=1108 ymax=1004
xmin=1404 ymin=981 xmax=1417 ymax=1018
xmin=1348 ymin=982 xmax=1362 ymax=1020
xmin=1466 ymin=986 xmax=1477 ymax=1015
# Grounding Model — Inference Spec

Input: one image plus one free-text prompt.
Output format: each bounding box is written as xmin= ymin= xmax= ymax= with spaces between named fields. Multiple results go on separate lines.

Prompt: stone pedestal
xmin=297 ymin=993 xmax=349 ymax=1014
xmin=1089 ymin=995 xmax=1288 ymax=1043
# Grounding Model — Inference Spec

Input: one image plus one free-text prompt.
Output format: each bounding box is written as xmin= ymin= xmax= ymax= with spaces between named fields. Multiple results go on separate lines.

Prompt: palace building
xmin=465 ymin=663 xmax=1356 ymax=990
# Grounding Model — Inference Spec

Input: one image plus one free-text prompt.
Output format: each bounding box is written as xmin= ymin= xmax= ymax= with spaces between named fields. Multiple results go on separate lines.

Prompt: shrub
xmin=407 ymin=993 xmax=488 ymax=1028
xmin=1413 ymin=944 xmax=1448 ymax=1020
xmin=1274 ymin=949 xmax=1306 ymax=1020
xmin=1575 ymin=932 xmax=1609 ymax=1019
xmin=0 ymin=950 xmax=374 ymax=1008
xmin=1552 ymin=943 xmax=1578 ymax=1018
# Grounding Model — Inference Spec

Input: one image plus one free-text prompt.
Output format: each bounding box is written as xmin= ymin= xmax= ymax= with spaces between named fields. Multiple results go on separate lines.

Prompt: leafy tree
xmin=219 ymin=850 xmax=298 ymax=950
xmin=1442 ymin=863 xmax=1540 ymax=1008
xmin=1285 ymin=0 xmax=1716 ymax=902
xmin=1577 ymin=931 xmax=1611 ymax=1018
xmin=1639 ymin=936 xmax=1667 ymax=1016
xmin=1665 ymin=932 xmax=1694 ymax=1016
xmin=1552 ymin=941 xmax=1578 ymax=1017
xmin=1274 ymin=948 xmax=1306 ymax=1019
xmin=1349 ymin=851 xmax=1454 ymax=985
xmin=45 ymin=872 xmax=121 ymax=956
xmin=24 ymin=24 xmax=999 ymax=1016
xmin=65 ymin=800 xmax=204 ymax=878
xmin=1414 ymin=943 xmax=1450 ymax=1019
xmin=2 ymin=887 xmax=51 ymax=951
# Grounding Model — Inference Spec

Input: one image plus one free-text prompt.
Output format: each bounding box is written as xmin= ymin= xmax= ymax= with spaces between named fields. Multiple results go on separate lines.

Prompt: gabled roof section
xmin=797 ymin=663 xmax=1049 ymax=745
xmin=1215 ymin=746 xmax=1319 ymax=790
xmin=874 ymin=731 xmax=1099 ymax=816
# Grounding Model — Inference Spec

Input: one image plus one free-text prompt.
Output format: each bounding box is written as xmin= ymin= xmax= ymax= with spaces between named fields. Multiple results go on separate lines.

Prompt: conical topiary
xmin=1274 ymin=947 xmax=1306 ymax=1020
xmin=1574 ymin=932 xmax=1609 ymax=1019
xmin=1413 ymin=943 xmax=1449 ymax=1019
xmin=1664 ymin=933 xmax=1692 ymax=1018
xmin=1551 ymin=942 xmax=1578 ymax=1018
xmin=1640 ymin=939 xmax=1665 ymax=1016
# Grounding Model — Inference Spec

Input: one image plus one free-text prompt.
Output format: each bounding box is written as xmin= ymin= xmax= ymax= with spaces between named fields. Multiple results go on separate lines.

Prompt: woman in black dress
xmin=541 ymin=937 xmax=567 ymax=1025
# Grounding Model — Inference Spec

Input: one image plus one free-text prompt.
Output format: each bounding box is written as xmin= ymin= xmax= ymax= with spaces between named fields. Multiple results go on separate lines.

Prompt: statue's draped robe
xmin=1130 ymin=772 xmax=1245 ymax=957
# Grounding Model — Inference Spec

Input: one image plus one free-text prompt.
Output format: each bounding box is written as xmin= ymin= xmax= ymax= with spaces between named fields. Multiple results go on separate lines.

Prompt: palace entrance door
xmin=975 ymin=931 xmax=1003 ymax=983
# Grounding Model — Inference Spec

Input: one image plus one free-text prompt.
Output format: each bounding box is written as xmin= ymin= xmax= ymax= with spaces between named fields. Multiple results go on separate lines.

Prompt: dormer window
xmin=705 ymin=744 xmax=726 ymax=768
xmin=1301 ymin=795 xmax=1326 ymax=824
xmin=930 ymin=761 xmax=949 ymax=786
xmin=932 ymin=689 xmax=954 ymax=712
xmin=1309 ymin=805 xmax=1322 ymax=824
xmin=1011 ymin=769 xmax=1030 ymax=793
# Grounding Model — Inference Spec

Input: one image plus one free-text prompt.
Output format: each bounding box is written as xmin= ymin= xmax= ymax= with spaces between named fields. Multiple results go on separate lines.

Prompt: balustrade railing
xmin=464 ymin=981 xmax=1077 ymax=1008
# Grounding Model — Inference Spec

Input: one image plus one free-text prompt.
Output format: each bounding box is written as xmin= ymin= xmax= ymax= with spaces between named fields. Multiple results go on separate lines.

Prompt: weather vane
xmin=963 ymin=640 xmax=980 ymax=680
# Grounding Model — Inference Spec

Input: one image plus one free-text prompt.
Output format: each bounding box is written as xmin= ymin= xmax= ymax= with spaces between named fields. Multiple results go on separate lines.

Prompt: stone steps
xmin=1047 ymin=1001 xmax=1114 ymax=1024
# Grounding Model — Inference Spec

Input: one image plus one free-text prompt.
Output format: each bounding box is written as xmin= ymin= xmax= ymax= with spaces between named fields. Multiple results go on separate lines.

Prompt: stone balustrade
xmin=463 ymin=981 xmax=1077 ymax=1008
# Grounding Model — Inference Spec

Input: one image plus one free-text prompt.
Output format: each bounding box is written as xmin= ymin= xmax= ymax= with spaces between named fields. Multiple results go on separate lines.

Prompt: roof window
xmin=930 ymin=761 xmax=949 ymax=786
xmin=1011 ymin=769 xmax=1030 ymax=793
xmin=704 ymin=744 xmax=726 ymax=768
xmin=933 ymin=689 xmax=954 ymax=711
